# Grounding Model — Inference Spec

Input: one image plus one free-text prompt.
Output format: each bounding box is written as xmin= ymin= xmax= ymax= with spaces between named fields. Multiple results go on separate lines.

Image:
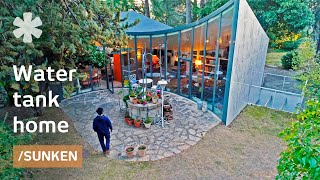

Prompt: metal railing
xmin=262 ymin=72 xmax=304 ymax=95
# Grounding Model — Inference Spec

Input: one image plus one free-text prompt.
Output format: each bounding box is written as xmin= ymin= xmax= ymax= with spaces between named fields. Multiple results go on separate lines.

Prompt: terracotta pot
xmin=137 ymin=145 xmax=147 ymax=157
xmin=134 ymin=120 xmax=142 ymax=128
xmin=128 ymin=119 xmax=134 ymax=126
xmin=126 ymin=146 xmax=135 ymax=158
xmin=124 ymin=117 xmax=130 ymax=124
xmin=132 ymin=99 xmax=138 ymax=104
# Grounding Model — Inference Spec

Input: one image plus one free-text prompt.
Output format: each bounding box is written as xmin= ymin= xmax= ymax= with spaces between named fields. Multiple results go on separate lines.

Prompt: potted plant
xmin=144 ymin=117 xmax=152 ymax=129
xmin=123 ymin=79 xmax=130 ymax=87
xmin=129 ymin=92 xmax=136 ymax=102
xmin=124 ymin=114 xmax=130 ymax=124
xmin=137 ymin=145 xmax=147 ymax=157
xmin=128 ymin=118 xmax=134 ymax=126
xmin=142 ymin=100 xmax=147 ymax=105
xmin=123 ymin=94 xmax=129 ymax=107
xmin=125 ymin=146 xmax=135 ymax=158
xmin=138 ymin=99 xmax=144 ymax=104
xmin=134 ymin=118 xmax=142 ymax=128
xmin=152 ymin=94 xmax=158 ymax=104
xmin=132 ymin=98 xmax=138 ymax=104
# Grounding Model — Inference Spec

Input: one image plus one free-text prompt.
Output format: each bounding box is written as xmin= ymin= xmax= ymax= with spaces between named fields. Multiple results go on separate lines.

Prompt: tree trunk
xmin=144 ymin=0 xmax=150 ymax=17
xmin=186 ymin=0 xmax=191 ymax=24
xmin=200 ymin=0 xmax=205 ymax=8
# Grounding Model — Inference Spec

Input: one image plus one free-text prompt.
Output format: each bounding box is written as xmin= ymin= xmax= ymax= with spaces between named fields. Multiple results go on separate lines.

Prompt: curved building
xmin=117 ymin=0 xmax=269 ymax=125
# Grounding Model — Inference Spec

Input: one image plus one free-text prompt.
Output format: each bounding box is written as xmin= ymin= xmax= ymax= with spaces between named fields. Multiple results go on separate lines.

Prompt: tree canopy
xmin=0 ymin=0 xmax=130 ymax=104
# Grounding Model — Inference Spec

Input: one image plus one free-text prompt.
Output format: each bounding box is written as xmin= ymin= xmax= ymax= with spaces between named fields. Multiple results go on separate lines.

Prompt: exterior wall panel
xmin=226 ymin=0 xmax=269 ymax=125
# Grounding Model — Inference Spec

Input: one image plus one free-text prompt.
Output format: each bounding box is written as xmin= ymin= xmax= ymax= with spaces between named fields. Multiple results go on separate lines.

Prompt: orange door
xmin=113 ymin=54 xmax=122 ymax=82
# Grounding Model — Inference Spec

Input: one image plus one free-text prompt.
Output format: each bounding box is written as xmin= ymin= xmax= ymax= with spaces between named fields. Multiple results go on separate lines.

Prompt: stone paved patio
xmin=60 ymin=89 xmax=220 ymax=161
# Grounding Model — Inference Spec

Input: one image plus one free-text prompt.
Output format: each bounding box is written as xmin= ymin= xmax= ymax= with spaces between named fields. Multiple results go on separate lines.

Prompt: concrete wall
xmin=225 ymin=0 xmax=269 ymax=125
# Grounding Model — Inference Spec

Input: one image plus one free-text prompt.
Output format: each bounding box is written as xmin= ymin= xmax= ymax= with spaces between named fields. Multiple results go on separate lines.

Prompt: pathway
xmin=60 ymin=89 xmax=220 ymax=161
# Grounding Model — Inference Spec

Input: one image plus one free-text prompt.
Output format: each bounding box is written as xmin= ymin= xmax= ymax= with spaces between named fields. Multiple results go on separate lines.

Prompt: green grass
xmin=235 ymin=105 xmax=295 ymax=136
xmin=266 ymin=51 xmax=288 ymax=67
xmin=14 ymin=106 xmax=295 ymax=179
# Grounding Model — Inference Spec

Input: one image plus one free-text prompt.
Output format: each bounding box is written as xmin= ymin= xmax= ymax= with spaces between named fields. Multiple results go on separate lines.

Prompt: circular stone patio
xmin=60 ymin=89 xmax=220 ymax=161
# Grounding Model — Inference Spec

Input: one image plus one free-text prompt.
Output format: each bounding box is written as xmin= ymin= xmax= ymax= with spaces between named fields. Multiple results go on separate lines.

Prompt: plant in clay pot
xmin=132 ymin=98 xmax=138 ymax=104
xmin=125 ymin=146 xmax=135 ymax=158
xmin=144 ymin=117 xmax=152 ymax=129
xmin=137 ymin=145 xmax=147 ymax=157
xmin=124 ymin=114 xmax=130 ymax=124
xmin=128 ymin=118 xmax=134 ymax=126
xmin=138 ymin=99 xmax=144 ymax=104
xmin=142 ymin=100 xmax=147 ymax=105
xmin=134 ymin=118 xmax=142 ymax=128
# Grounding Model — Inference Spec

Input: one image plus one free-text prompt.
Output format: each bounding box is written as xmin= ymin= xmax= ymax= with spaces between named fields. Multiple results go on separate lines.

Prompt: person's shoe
xmin=103 ymin=150 xmax=110 ymax=155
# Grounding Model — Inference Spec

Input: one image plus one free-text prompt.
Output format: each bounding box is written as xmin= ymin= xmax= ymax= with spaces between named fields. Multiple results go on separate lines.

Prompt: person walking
xmin=93 ymin=107 xmax=113 ymax=154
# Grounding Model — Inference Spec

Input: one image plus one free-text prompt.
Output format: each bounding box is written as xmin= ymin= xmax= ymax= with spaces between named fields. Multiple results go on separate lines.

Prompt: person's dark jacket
xmin=93 ymin=115 xmax=113 ymax=136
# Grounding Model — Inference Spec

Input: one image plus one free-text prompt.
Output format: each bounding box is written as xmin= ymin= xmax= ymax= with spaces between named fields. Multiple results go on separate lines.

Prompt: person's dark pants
xmin=97 ymin=133 xmax=110 ymax=152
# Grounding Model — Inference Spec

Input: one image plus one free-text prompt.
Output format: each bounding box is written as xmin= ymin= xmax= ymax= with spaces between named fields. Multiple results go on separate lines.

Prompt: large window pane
xmin=150 ymin=35 xmax=165 ymax=85
xmin=166 ymin=32 xmax=179 ymax=93
xmin=136 ymin=36 xmax=151 ymax=80
xmin=179 ymin=28 xmax=192 ymax=97
xmin=213 ymin=6 xmax=234 ymax=118
xmin=121 ymin=37 xmax=136 ymax=84
xmin=191 ymin=23 xmax=206 ymax=101
xmin=202 ymin=17 xmax=219 ymax=110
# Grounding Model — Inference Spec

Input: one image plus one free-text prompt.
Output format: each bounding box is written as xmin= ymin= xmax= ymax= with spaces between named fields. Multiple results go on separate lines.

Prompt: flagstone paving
xmin=60 ymin=89 xmax=220 ymax=161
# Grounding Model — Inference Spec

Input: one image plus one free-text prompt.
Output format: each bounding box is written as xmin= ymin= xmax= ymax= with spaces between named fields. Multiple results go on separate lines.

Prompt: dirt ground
xmin=1 ymin=105 xmax=295 ymax=180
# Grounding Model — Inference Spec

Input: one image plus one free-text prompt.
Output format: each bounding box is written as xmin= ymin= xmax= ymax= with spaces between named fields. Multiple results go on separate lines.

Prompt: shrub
xmin=292 ymin=39 xmax=317 ymax=70
xmin=277 ymin=100 xmax=320 ymax=179
xmin=281 ymin=51 xmax=298 ymax=69
xmin=0 ymin=114 xmax=33 ymax=179
xmin=280 ymin=40 xmax=300 ymax=51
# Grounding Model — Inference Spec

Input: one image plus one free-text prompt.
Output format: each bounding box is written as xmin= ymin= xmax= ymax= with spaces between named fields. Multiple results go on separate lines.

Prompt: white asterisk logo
xmin=13 ymin=12 xmax=42 ymax=43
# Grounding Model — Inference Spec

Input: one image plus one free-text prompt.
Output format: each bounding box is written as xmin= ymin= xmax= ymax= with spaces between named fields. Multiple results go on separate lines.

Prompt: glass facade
xmin=192 ymin=23 xmax=206 ymax=102
xmin=166 ymin=32 xmax=179 ymax=94
xmin=179 ymin=28 xmax=192 ymax=97
xmin=69 ymin=2 xmax=236 ymax=122
xmin=213 ymin=7 xmax=234 ymax=118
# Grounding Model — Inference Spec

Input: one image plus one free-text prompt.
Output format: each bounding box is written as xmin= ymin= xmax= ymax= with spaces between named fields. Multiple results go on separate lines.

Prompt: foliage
xmin=144 ymin=117 xmax=152 ymax=124
xmin=277 ymin=99 xmax=320 ymax=179
xmin=63 ymin=82 xmax=75 ymax=99
xmin=292 ymin=39 xmax=317 ymax=70
xmin=0 ymin=0 xmax=130 ymax=106
xmin=294 ymin=39 xmax=319 ymax=99
xmin=281 ymin=51 xmax=298 ymax=70
xmin=151 ymin=0 xmax=186 ymax=27
xmin=84 ymin=45 xmax=106 ymax=68
xmin=138 ymin=145 xmax=146 ymax=150
xmin=112 ymin=0 xmax=144 ymax=13
xmin=273 ymin=33 xmax=301 ymax=51
xmin=280 ymin=40 xmax=300 ymax=51
xmin=0 ymin=114 xmax=33 ymax=179
xmin=277 ymin=38 xmax=319 ymax=179
xmin=193 ymin=0 xmax=228 ymax=19
xmin=247 ymin=0 xmax=315 ymax=50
